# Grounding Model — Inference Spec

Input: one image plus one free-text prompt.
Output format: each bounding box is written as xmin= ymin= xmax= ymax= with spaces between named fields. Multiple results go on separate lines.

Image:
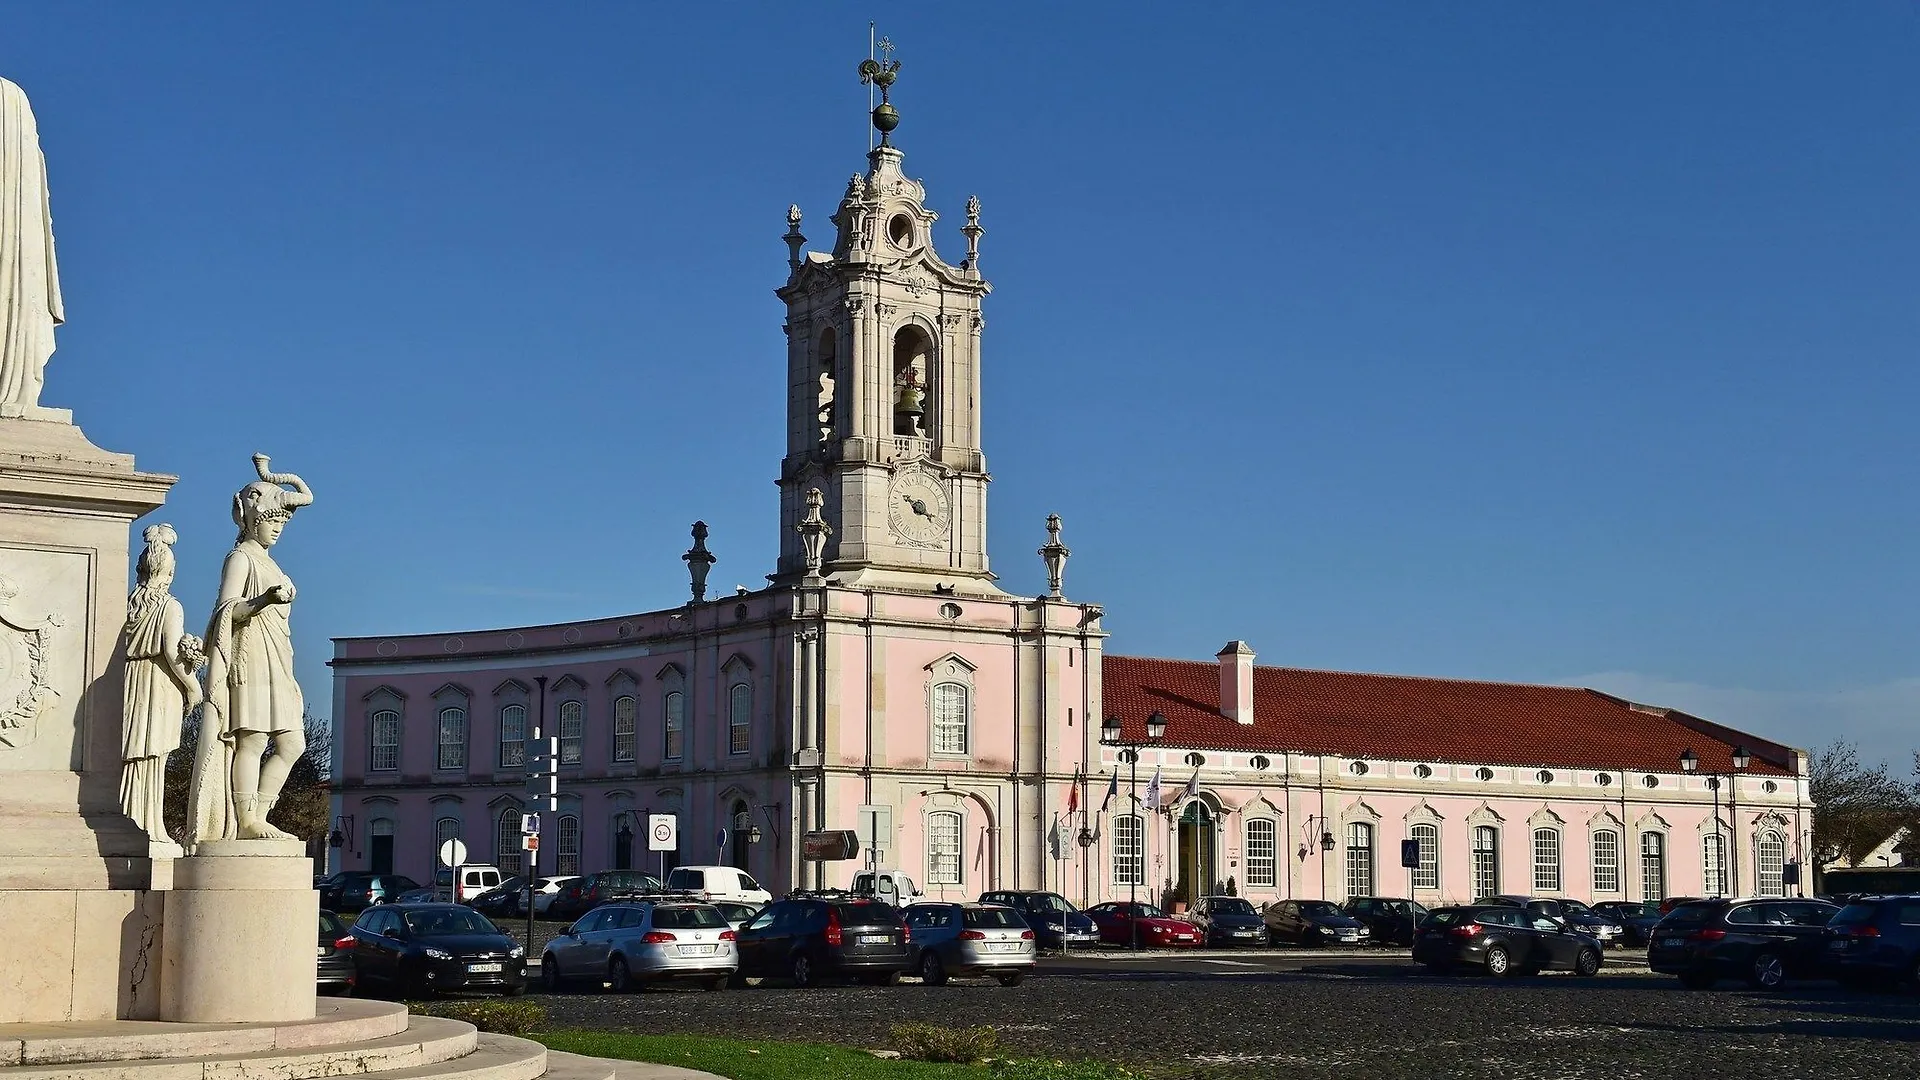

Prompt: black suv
xmin=734 ymin=896 xmax=911 ymax=987
xmin=318 ymin=871 xmax=421 ymax=912
xmin=1824 ymin=895 xmax=1920 ymax=987
xmin=1412 ymin=904 xmax=1604 ymax=977
xmin=1343 ymin=896 xmax=1429 ymax=945
xmin=1647 ymin=897 xmax=1839 ymax=989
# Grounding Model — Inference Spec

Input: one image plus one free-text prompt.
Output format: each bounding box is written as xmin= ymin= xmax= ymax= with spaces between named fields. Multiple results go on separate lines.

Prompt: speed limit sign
xmin=648 ymin=813 xmax=678 ymax=852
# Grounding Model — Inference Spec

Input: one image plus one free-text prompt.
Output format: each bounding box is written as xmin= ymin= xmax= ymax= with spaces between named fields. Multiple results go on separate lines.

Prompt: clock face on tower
xmin=888 ymin=466 xmax=951 ymax=546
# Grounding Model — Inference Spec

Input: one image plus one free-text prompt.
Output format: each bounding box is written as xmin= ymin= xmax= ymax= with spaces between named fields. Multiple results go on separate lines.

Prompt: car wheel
xmin=996 ymin=972 xmax=1026 ymax=987
xmin=1748 ymin=951 xmax=1787 ymax=991
xmin=608 ymin=956 xmax=634 ymax=994
xmin=1574 ymin=947 xmax=1602 ymax=977
xmin=1678 ymin=971 xmax=1716 ymax=990
xmin=541 ymin=956 xmax=565 ymax=993
xmin=1484 ymin=945 xmax=1513 ymax=977
xmin=919 ymin=951 xmax=949 ymax=986
xmin=790 ymin=953 xmax=815 ymax=989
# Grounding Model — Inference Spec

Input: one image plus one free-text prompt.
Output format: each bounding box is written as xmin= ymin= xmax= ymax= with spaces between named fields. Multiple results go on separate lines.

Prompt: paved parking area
xmin=531 ymin=952 xmax=1920 ymax=1080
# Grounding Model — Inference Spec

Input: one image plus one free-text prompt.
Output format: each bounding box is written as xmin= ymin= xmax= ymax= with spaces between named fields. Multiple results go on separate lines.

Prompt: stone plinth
xmin=160 ymin=840 xmax=317 ymax=1023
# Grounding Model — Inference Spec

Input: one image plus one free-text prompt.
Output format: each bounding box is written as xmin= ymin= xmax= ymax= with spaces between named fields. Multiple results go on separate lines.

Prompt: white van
xmin=663 ymin=865 xmax=772 ymax=906
xmin=432 ymin=864 xmax=503 ymax=904
xmin=850 ymin=869 xmax=924 ymax=907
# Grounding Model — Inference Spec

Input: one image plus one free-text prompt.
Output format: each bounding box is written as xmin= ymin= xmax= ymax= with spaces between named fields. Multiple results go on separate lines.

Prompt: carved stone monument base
xmin=160 ymin=840 xmax=317 ymax=1023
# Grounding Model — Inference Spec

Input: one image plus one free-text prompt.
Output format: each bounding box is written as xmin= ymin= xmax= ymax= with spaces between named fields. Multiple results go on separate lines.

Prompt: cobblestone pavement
xmin=527 ymin=955 xmax=1920 ymax=1080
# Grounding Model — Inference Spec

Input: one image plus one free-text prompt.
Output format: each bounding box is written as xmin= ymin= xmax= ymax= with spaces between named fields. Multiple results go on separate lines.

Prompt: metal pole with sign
xmin=649 ymin=813 xmax=678 ymax=887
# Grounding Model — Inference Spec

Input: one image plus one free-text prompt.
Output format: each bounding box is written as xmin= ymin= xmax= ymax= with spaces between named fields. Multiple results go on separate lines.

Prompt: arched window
xmin=892 ymin=325 xmax=934 ymax=440
xmin=556 ymin=814 xmax=580 ymax=876
xmin=369 ymin=710 xmax=399 ymax=772
xmin=816 ymin=326 xmax=838 ymax=446
xmin=1641 ymin=832 xmax=1667 ymax=902
xmin=496 ymin=809 xmax=523 ymax=876
xmin=436 ymin=707 xmax=467 ymax=771
xmin=1471 ymin=826 xmax=1500 ymax=900
xmin=498 ymin=704 xmax=525 ymax=768
xmin=1532 ymin=828 xmax=1562 ymax=893
xmin=932 ymin=682 xmax=969 ymax=755
xmin=1112 ymin=814 xmax=1144 ymax=887
xmin=1592 ymin=830 xmax=1620 ymax=893
xmin=1345 ymin=822 xmax=1375 ymax=899
xmin=728 ymin=682 xmax=751 ymax=756
xmin=1757 ymin=830 xmax=1787 ymax=897
xmin=730 ymin=800 xmax=752 ymax=873
xmin=433 ymin=816 xmax=461 ymax=861
xmin=663 ymin=690 xmax=685 ymax=761
xmin=369 ymin=817 xmax=395 ymax=875
xmin=927 ymin=811 xmax=962 ymax=886
xmin=1411 ymin=822 xmax=1440 ymax=891
xmin=1703 ymin=832 xmax=1727 ymax=896
xmin=558 ymin=700 xmax=584 ymax=764
xmin=612 ymin=695 xmax=637 ymax=763
xmin=1244 ymin=819 xmax=1277 ymax=888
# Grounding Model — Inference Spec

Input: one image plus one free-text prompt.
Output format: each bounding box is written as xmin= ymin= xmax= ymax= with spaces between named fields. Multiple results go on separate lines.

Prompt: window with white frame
xmin=1245 ymin=818 xmax=1276 ymax=888
xmin=558 ymin=700 xmax=583 ymax=764
xmin=728 ymin=683 xmax=751 ymax=756
xmin=436 ymin=707 xmax=467 ymax=770
xmin=498 ymin=704 xmax=525 ymax=768
xmin=557 ymin=814 xmax=580 ymax=876
xmin=1703 ymin=832 xmax=1727 ymax=896
xmin=433 ymin=816 xmax=461 ymax=858
xmin=1471 ymin=825 xmax=1500 ymax=900
xmin=1532 ymin=828 xmax=1562 ymax=893
xmin=1757 ymin=830 xmax=1786 ymax=897
xmin=1346 ymin=822 xmax=1375 ymax=899
xmin=612 ymin=696 xmax=637 ymax=763
xmin=932 ymin=681 xmax=969 ymax=755
xmin=1592 ymin=830 xmax=1620 ymax=892
xmin=1641 ymin=832 xmax=1667 ymax=902
xmin=1112 ymin=814 xmax=1144 ymax=887
xmin=663 ymin=690 xmax=685 ymax=761
xmin=370 ymin=710 xmax=399 ymax=772
xmin=1411 ymin=822 xmax=1440 ymax=891
xmin=927 ymin=811 xmax=962 ymax=886
xmin=496 ymin=808 xmax=523 ymax=875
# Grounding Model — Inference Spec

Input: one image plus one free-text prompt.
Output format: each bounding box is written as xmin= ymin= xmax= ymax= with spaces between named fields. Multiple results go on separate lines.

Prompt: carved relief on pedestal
xmin=0 ymin=572 xmax=63 ymax=751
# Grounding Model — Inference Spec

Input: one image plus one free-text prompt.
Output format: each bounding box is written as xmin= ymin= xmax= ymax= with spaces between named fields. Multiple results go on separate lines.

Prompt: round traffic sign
xmin=652 ymin=820 xmax=674 ymax=844
xmin=437 ymin=838 xmax=468 ymax=867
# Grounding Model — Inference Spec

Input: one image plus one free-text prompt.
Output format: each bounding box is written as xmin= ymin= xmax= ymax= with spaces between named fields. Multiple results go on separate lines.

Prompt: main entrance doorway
xmin=1176 ymin=801 xmax=1216 ymax=904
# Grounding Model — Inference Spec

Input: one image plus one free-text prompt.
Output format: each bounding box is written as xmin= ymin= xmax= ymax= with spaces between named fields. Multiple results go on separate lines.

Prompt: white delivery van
xmin=662 ymin=865 xmax=773 ymax=906
xmin=432 ymin=864 xmax=503 ymax=904
xmin=850 ymin=869 xmax=924 ymax=907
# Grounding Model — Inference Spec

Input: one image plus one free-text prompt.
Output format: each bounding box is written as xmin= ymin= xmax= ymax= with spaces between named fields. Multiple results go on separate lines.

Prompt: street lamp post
xmin=1681 ymin=746 xmax=1751 ymax=896
xmin=1101 ymin=710 xmax=1167 ymax=950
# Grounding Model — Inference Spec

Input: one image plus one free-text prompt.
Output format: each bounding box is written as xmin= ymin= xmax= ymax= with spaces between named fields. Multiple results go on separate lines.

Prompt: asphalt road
xmin=527 ymin=949 xmax=1920 ymax=1080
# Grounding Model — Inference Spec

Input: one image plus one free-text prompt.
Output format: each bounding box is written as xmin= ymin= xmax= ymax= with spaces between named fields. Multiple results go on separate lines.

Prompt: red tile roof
xmin=1101 ymin=655 xmax=1797 ymax=776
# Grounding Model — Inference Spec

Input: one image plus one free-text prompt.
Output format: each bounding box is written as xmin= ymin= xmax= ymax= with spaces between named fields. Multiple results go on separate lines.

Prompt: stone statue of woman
xmin=0 ymin=77 xmax=65 ymax=415
xmin=121 ymin=525 xmax=204 ymax=850
xmin=187 ymin=454 xmax=313 ymax=844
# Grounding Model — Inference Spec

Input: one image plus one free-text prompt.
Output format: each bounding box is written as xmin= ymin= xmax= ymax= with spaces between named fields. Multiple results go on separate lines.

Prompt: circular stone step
xmin=0 ymin=998 xmax=409 ymax=1067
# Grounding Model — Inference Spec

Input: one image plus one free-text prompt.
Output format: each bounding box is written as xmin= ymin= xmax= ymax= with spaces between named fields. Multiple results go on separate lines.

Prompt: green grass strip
xmin=540 ymin=1030 xmax=992 ymax=1080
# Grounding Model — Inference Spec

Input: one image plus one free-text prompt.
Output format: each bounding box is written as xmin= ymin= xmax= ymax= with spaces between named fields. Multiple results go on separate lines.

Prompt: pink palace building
xmin=329 ymin=78 xmax=1814 ymax=911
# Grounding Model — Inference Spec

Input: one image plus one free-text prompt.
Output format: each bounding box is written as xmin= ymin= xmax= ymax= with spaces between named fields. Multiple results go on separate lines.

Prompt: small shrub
xmin=406 ymin=997 xmax=547 ymax=1037
xmin=992 ymin=1059 xmax=1144 ymax=1080
xmin=890 ymin=1021 xmax=999 ymax=1063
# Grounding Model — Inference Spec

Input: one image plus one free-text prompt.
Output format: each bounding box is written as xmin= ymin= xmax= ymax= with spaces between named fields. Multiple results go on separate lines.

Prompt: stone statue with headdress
xmin=186 ymin=454 xmax=313 ymax=844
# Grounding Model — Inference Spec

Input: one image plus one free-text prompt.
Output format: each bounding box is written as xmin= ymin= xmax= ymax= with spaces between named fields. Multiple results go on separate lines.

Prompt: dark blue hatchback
xmin=1825 ymin=895 xmax=1920 ymax=986
xmin=977 ymin=890 xmax=1101 ymax=949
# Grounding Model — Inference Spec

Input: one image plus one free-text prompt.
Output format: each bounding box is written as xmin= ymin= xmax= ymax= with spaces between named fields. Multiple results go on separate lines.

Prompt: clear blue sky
xmin=7 ymin=4 xmax=1918 ymax=769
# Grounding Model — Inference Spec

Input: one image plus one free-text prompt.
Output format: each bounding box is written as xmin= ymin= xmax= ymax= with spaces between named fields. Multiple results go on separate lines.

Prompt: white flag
xmin=1143 ymin=766 xmax=1162 ymax=811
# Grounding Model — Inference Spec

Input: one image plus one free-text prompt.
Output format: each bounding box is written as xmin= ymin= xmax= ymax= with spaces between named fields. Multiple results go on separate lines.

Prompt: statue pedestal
xmin=160 ymin=840 xmax=317 ymax=1023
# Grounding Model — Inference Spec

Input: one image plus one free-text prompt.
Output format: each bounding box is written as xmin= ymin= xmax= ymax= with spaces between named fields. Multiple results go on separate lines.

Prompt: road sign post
xmin=649 ymin=813 xmax=678 ymax=885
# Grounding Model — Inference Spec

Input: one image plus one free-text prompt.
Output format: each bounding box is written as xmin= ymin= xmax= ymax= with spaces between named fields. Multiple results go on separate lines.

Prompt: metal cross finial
xmin=860 ymin=27 xmax=902 ymax=148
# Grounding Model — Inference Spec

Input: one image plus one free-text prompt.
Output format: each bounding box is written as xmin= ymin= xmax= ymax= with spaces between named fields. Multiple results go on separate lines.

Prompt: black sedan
xmin=1264 ymin=900 xmax=1370 ymax=946
xmin=1412 ymin=905 xmax=1603 ymax=977
xmin=468 ymin=876 xmax=528 ymax=918
xmin=1187 ymin=896 xmax=1269 ymax=946
xmin=318 ymin=909 xmax=354 ymax=995
xmin=1647 ymin=898 xmax=1838 ymax=990
xmin=1591 ymin=900 xmax=1663 ymax=946
xmin=346 ymin=903 xmax=527 ymax=997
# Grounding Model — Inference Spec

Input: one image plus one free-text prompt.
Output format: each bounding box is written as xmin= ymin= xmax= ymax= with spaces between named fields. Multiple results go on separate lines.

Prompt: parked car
xmin=1085 ymin=901 xmax=1203 ymax=948
xmin=393 ymin=886 xmax=438 ymax=905
xmin=1484 ymin=895 xmax=1623 ymax=948
xmin=1647 ymin=898 xmax=1840 ymax=990
xmin=1342 ymin=896 xmax=1429 ymax=945
xmin=713 ymin=900 xmax=764 ymax=933
xmin=432 ymin=864 xmax=504 ymax=904
xmin=1658 ymin=896 xmax=1705 ymax=916
xmin=1186 ymin=895 xmax=1268 ymax=947
xmin=1263 ymin=899 xmax=1370 ymax=946
xmin=904 ymin=902 xmax=1036 ymax=985
xmin=1412 ymin=905 xmax=1604 ymax=977
xmin=664 ymin=866 xmax=772 ymax=906
xmin=977 ymin=890 xmax=1101 ymax=950
xmin=733 ymin=896 xmax=912 ymax=987
xmin=318 ymin=909 xmax=354 ymax=995
xmin=468 ymin=875 xmax=528 ymax=918
xmin=1591 ymin=900 xmax=1663 ymax=946
xmin=1824 ymin=894 xmax=1920 ymax=987
xmin=345 ymin=903 xmax=527 ymax=997
xmin=541 ymin=899 xmax=737 ymax=992
xmin=545 ymin=870 xmax=662 ymax=922
xmin=322 ymin=872 xmax=422 ymax=912
xmin=530 ymin=876 xmax=581 ymax=916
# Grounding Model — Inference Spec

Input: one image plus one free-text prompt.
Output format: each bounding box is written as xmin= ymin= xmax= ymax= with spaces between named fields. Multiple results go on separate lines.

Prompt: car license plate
xmin=679 ymin=944 xmax=716 ymax=956
xmin=1829 ymin=940 xmax=1848 ymax=950
xmin=986 ymin=942 xmax=1018 ymax=952
xmin=860 ymin=934 xmax=889 ymax=944
xmin=1660 ymin=938 xmax=1684 ymax=948
xmin=316 ymin=945 xmax=327 ymax=957
xmin=467 ymin=962 xmax=503 ymax=973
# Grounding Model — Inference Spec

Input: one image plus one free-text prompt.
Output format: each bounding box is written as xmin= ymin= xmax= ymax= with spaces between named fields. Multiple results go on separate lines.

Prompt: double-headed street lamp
xmin=1680 ymin=745 xmax=1751 ymax=896
xmin=1100 ymin=710 xmax=1167 ymax=950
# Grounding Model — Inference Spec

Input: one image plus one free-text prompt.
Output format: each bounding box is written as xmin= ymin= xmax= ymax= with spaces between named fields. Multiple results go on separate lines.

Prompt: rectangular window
xmin=496 ymin=811 xmax=523 ymax=876
xmin=728 ymin=683 xmax=751 ymax=756
xmin=1345 ymin=822 xmax=1374 ymax=899
xmin=1411 ymin=823 xmax=1440 ymax=891
xmin=1112 ymin=814 xmax=1144 ymax=887
xmin=1757 ymin=831 xmax=1787 ymax=897
xmin=1245 ymin=819 xmax=1276 ymax=888
xmin=436 ymin=707 xmax=466 ymax=771
xmin=612 ymin=696 xmax=636 ymax=763
xmin=370 ymin=710 xmax=399 ymax=772
xmin=1472 ymin=826 xmax=1500 ymax=900
xmin=932 ymin=682 xmax=969 ymax=755
xmin=498 ymin=704 xmax=525 ymax=769
xmin=663 ymin=691 xmax=685 ymax=761
xmin=559 ymin=700 xmax=583 ymax=765
xmin=1533 ymin=829 xmax=1562 ymax=893
xmin=927 ymin=812 xmax=962 ymax=886
xmin=1592 ymin=830 xmax=1620 ymax=893
xmin=557 ymin=815 xmax=580 ymax=876
xmin=1703 ymin=833 xmax=1727 ymax=896
xmin=1641 ymin=832 xmax=1666 ymax=903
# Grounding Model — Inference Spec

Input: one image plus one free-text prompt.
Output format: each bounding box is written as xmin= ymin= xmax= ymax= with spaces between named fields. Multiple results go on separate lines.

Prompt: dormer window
xmin=888 ymin=213 xmax=914 ymax=248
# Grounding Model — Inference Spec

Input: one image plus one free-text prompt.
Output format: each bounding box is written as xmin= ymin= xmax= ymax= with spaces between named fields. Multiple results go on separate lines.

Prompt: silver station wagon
xmin=540 ymin=899 xmax=738 ymax=992
xmin=904 ymin=901 xmax=1037 ymax=986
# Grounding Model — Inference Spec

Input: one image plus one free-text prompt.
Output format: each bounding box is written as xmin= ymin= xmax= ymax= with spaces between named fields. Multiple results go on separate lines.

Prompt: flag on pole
xmin=1099 ymin=770 xmax=1118 ymax=813
xmin=1066 ymin=769 xmax=1081 ymax=816
xmin=1184 ymin=767 xmax=1199 ymax=802
xmin=1143 ymin=766 xmax=1162 ymax=811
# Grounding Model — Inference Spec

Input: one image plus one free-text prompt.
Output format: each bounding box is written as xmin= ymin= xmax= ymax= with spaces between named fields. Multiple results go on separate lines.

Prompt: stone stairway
xmin=0 ymin=999 xmax=717 ymax=1080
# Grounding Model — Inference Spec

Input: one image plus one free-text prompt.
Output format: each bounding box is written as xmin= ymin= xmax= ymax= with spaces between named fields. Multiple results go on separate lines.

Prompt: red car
xmin=1086 ymin=902 xmax=1204 ymax=948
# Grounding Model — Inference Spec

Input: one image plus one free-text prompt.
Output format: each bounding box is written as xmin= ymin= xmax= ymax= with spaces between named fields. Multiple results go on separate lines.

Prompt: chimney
xmin=1217 ymin=641 xmax=1255 ymax=725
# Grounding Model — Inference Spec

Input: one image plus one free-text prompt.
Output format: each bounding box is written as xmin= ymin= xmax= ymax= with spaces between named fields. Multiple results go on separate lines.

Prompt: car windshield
xmin=1024 ymin=893 xmax=1073 ymax=914
xmin=1659 ymin=903 xmax=1718 ymax=926
xmin=403 ymin=909 xmax=497 ymax=936
xmin=1127 ymin=904 xmax=1166 ymax=919
xmin=963 ymin=908 xmax=1027 ymax=928
xmin=1603 ymin=901 xmax=1659 ymax=918
xmin=1298 ymin=901 xmax=1341 ymax=917
xmin=1424 ymin=910 xmax=1460 ymax=927
xmin=1376 ymin=900 xmax=1424 ymax=916
xmin=1209 ymin=898 xmax=1256 ymax=916
xmin=834 ymin=902 xmax=902 ymax=926
xmin=651 ymin=905 xmax=725 ymax=929
xmin=1832 ymin=903 xmax=1879 ymax=925
xmin=714 ymin=902 xmax=758 ymax=921
xmin=319 ymin=911 xmax=346 ymax=936
xmin=1558 ymin=899 xmax=1593 ymax=914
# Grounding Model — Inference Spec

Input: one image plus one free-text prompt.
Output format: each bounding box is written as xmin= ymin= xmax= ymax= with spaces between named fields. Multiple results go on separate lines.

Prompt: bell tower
xmin=774 ymin=46 xmax=996 ymax=592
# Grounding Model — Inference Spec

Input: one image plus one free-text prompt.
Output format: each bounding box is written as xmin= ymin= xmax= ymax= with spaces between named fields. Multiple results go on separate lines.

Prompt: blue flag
xmin=1099 ymin=770 xmax=1118 ymax=813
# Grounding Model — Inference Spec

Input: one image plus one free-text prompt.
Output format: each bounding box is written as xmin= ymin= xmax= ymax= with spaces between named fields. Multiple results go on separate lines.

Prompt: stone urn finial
xmin=1039 ymin=513 xmax=1070 ymax=598
xmin=797 ymin=488 xmax=832 ymax=583
xmin=683 ymin=521 xmax=717 ymax=602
